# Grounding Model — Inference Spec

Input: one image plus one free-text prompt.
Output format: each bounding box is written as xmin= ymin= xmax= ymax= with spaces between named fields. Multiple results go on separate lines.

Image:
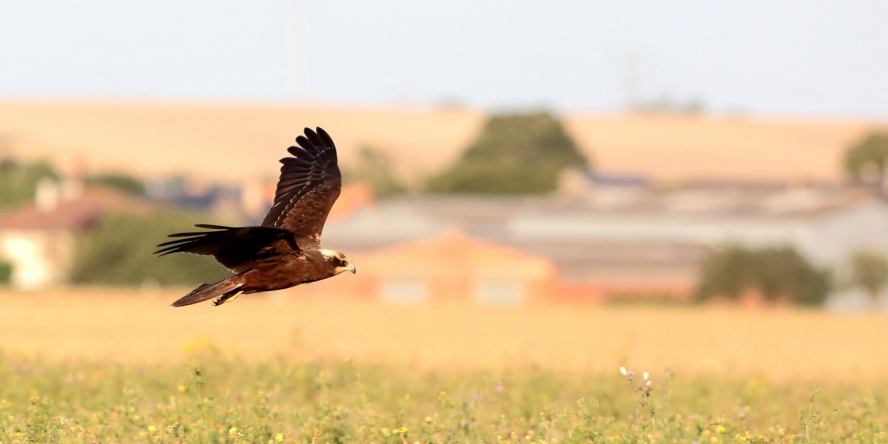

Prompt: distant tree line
xmin=0 ymin=158 xmax=58 ymax=211
xmin=0 ymin=157 xmax=145 ymax=214
xmin=84 ymin=173 xmax=146 ymax=196
xmin=696 ymin=244 xmax=888 ymax=308
xmin=696 ymin=245 xmax=832 ymax=306
xmin=0 ymin=259 xmax=11 ymax=285
xmin=848 ymin=250 xmax=888 ymax=309
xmin=342 ymin=146 xmax=407 ymax=198
xmin=844 ymin=130 xmax=888 ymax=190
xmin=70 ymin=209 xmax=231 ymax=287
xmin=426 ymin=112 xmax=589 ymax=194
xmin=341 ymin=111 xmax=591 ymax=197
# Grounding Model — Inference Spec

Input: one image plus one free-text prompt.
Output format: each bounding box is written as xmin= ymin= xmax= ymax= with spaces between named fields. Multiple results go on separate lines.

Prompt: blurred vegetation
xmin=426 ymin=112 xmax=589 ymax=194
xmin=84 ymin=173 xmax=145 ymax=196
xmin=0 ymin=353 xmax=885 ymax=443
xmin=0 ymin=259 xmax=11 ymax=285
xmin=0 ymin=158 xmax=58 ymax=211
xmin=342 ymin=146 xmax=407 ymax=198
xmin=696 ymin=245 xmax=832 ymax=305
xmin=848 ymin=249 xmax=888 ymax=307
xmin=844 ymin=130 xmax=888 ymax=189
xmin=70 ymin=209 xmax=232 ymax=287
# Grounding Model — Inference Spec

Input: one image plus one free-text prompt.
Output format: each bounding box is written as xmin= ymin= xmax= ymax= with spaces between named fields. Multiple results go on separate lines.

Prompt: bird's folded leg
xmin=212 ymin=290 xmax=244 ymax=307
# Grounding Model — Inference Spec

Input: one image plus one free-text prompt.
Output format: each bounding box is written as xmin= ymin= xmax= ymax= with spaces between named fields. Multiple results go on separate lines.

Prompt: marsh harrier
xmin=155 ymin=127 xmax=355 ymax=307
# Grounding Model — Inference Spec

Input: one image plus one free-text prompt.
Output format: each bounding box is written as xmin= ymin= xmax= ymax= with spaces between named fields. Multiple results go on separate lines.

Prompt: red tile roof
xmin=328 ymin=183 xmax=373 ymax=223
xmin=358 ymin=230 xmax=556 ymax=281
xmin=0 ymin=188 xmax=139 ymax=231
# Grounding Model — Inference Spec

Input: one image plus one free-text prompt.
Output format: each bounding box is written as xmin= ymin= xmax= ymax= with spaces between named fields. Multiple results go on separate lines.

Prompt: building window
xmin=476 ymin=280 xmax=526 ymax=306
xmin=382 ymin=277 xmax=427 ymax=304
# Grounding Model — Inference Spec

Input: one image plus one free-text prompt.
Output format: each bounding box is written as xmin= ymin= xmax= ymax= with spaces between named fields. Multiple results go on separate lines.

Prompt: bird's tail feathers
xmin=171 ymin=279 xmax=243 ymax=308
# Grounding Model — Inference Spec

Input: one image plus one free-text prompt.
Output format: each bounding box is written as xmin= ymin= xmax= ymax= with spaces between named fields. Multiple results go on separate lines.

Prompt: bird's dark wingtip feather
xmin=165 ymin=232 xmax=209 ymax=239
xmin=287 ymin=145 xmax=306 ymax=157
xmin=295 ymin=136 xmax=316 ymax=154
xmin=156 ymin=236 xmax=201 ymax=247
xmin=303 ymin=128 xmax=324 ymax=148
xmin=316 ymin=127 xmax=334 ymax=147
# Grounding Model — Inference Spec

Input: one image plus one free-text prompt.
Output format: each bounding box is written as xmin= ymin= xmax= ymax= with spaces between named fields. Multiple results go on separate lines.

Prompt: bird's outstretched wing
xmin=154 ymin=224 xmax=296 ymax=273
xmin=261 ymin=127 xmax=342 ymax=246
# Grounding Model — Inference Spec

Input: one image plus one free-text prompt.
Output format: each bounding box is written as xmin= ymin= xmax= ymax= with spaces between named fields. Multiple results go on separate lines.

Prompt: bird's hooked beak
xmin=336 ymin=263 xmax=356 ymax=275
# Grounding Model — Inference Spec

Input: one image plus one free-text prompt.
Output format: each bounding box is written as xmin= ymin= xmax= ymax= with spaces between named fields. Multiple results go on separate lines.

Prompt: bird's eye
xmin=339 ymin=259 xmax=348 ymax=267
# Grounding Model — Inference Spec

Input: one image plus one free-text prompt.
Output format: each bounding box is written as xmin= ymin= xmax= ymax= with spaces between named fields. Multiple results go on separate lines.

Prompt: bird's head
xmin=321 ymin=249 xmax=356 ymax=275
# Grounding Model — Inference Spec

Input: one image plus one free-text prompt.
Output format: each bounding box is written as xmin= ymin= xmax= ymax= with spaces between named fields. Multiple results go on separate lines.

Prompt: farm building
xmin=0 ymin=183 xmax=136 ymax=290
xmin=322 ymin=183 xmax=888 ymax=305
xmin=354 ymin=230 xmax=555 ymax=305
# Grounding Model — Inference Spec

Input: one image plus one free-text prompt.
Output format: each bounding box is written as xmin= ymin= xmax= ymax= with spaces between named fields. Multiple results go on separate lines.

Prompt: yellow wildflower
xmin=177 ymin=385 xmax=186 ymax=392
xmin=275 ymin=433 xmax=284 ymax=442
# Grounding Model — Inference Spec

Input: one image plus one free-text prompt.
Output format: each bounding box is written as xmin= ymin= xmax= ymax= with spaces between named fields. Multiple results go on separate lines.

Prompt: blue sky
xmin=1 ymin=0 xmax=886 ymax=117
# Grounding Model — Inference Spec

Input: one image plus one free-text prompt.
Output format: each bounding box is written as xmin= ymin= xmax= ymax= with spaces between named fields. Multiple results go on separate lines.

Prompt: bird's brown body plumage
xmin=155 ymin=127 xmax=355 ymax=307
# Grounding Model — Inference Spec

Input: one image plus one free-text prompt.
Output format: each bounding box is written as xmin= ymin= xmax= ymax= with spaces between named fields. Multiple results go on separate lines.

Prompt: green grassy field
xmin=1 ymin=352 xmax=886 ymax=444
xmin=3 ymin=292 xmax=888 ymax=442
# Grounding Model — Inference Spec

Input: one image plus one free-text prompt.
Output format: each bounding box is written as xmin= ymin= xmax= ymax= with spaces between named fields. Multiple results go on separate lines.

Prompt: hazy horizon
xmin=1 ymin=1 xmax=886 ymax=118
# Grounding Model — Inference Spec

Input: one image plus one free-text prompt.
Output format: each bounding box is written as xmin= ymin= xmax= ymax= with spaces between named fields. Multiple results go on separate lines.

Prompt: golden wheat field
xmin=1 ymin=287 xmax=885 ymax=382
xmin=0 ymin=100 xmax=873 ymax=184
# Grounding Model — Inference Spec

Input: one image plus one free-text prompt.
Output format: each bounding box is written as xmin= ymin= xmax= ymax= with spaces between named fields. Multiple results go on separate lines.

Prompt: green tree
xmin=342 ymin=146 xmax=407 ymax=198
xmin=0 ymin=159 xmax=58 ymax=211
xmin=755 ymin=247 xmax=832 ymax=305
xmin=0 ymin=259 xmax=12 ymax=285
xmin=848 ymin=250 xmax=888 ymax=309
xmin=696 ymin=245 xmax=831 ymax=306
xmin=695 ymin=245 xmax=756 ymax=300
xmin=85 ymin=173 xmax=146 ymax=196
xmin=844 ymin=131 xmax=888 ymax=189
xmin=426 ymin=112 xmax=589 ymax=194
xmin=70 ymin=210 xmax=232 ymax=286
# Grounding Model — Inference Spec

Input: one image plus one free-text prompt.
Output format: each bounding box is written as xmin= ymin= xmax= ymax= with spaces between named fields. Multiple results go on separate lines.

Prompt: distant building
xmin=145 ymin=176 xmax=244 ymax=219
xmin=352 ymin=230 xmax=555 ymax=305
xmin=327 ymin=183 xmax=374 ymax=223
xmin=0 ymin=184 xmax=137 ymax=290
xmin=322 ymin=184 xmax=888 ymax=305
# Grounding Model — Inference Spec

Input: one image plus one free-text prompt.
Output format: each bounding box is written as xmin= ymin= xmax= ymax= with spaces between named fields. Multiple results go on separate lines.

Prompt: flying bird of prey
xmin=155 ymin=127 xmax=355 ymax=307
